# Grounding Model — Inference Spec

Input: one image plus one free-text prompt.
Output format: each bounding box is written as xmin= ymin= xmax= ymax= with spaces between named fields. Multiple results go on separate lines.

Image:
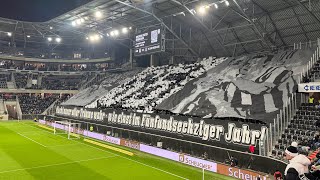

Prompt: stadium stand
xmin=18 ymin=94 xmax=60 ymax=114
xmin=62 ymin=69 xmax=143 ymax=106
xmin=85 ymin=57 xmax=226 ymax=111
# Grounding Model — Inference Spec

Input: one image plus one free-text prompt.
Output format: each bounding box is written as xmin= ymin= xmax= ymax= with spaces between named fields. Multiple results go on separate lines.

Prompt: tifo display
xmin=0 ymin=0 xmax=320 ymax=179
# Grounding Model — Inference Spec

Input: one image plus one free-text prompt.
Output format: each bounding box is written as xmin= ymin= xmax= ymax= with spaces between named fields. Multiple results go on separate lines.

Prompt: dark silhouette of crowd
xmin=19 ymin=94 xmax=59 ymax=114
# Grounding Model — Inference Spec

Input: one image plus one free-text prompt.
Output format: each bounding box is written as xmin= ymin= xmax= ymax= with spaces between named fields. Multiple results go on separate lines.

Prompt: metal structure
xmin=0 ymin=0 xmax=319 ymax=59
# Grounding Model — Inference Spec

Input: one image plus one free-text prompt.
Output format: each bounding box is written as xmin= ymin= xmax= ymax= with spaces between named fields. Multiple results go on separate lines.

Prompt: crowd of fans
xmin=272 ymin=141 xmax=320 ymax=180
xmin=0 ymin=60 xmax=110 ymax=72
xmin=89 ymin=57 xmax=226 ymax=111
xmin=40 ymin=75 xmax=84 ymax=90
xmin=19 ymin=94 xmax=60 ymax=114
xmin=13 ymin=73 xmax=92 ymax=90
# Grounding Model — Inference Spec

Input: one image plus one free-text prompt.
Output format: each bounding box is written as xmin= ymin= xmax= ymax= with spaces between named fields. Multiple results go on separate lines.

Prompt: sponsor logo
xmin=217 ymin=164 xmax=267 ymax=180
xmin=103 ymin=135 xmax=119 ymax=144
xmin=178 ymin=154 xmax=214 ymax=170
xmin=120 ymin=139 xmax=140 ymax=150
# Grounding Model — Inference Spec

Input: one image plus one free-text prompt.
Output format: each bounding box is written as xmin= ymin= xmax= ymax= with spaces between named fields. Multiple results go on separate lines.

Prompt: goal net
xmin=53 ymin=121 xmax=82 ymax=139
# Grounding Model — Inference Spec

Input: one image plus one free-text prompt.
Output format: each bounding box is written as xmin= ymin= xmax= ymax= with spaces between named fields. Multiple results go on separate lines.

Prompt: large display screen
xmin=134 ymin=27 xmax=164 ymax=56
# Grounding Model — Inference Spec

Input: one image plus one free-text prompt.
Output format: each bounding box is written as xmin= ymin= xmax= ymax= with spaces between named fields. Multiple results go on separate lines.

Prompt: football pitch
xmin=0 ymin=121 xmax=235 ymax=180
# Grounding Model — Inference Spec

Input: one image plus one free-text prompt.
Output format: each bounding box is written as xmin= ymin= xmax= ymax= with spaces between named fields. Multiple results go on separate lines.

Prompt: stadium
xmin=0 ymin=0 xmax=320 ymax=179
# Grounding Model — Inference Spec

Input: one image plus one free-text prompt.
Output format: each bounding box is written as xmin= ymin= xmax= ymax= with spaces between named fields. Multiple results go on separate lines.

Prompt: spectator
xmin=230 ymin=156 xmax=238 ymax=167
xmin=309 ymin=96 xmax=315 ymax=104
xmin=284 ymin=145 xmax=311 ymax=179
xmin=249 ymin=144 xmax=255 ymax=154
xmin=274 ymin=170 xmax=282 ymax=180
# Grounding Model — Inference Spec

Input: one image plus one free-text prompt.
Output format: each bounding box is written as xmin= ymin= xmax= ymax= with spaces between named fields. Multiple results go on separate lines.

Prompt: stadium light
xmin=89 ymin=34 xmax=100 ymax=42
xmin=7 ymin=32 xmax=12 ymax=37
xmin=50 ymin=26 xmax=53 ymax=30
xmin=106 ymin=33 xmax=110 ymax=37
xmin=80 ymin=18 xmax=85 ymax=23
xmin=129 ymin=27 xmax=132 ymax=30
xmin=110 ymin=31 xmax=115 ymax=37
xmin=71 ymin=21 xmax=76 ymax=26
xmin=197 ymin=5 xmax=207 ymax=15
xmin=95 ymin=11 xmax=102 ymax=19
xmin=76 ymin=19 xmax=82 ymax=25
xmin=27 ymin=35 xmax=31 ymax=38
xmin=55 ymin=37 xmax=61 ymax=43
xmin=86 ymin=36 xmax=89 ymax=40
xmin=47 ymin=37 xmax=52 ymax=42
xmin=214 ymin=3 xmax=218 ymax=9
xmin=225 ymin=0 xmax=230 ymax=6
xmin=122 ymin=27 xmax=128 ymax=34
xmin=114 ymin=30 xmax=119 ymax=36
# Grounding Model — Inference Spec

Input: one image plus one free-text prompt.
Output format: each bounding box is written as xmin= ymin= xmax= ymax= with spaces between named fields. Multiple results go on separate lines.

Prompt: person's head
xmin=285 ymin=145 xmax=298 ymax=160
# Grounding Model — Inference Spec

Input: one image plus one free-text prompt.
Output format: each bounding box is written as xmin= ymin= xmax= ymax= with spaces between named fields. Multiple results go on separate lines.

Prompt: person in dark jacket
xmin=284 ymin=145 xmax=311 ymax=180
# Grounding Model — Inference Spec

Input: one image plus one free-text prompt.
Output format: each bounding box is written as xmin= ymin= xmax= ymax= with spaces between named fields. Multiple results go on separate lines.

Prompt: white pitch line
xmin=25 ymin=123 xmax=189 ymax=180
xmin=0 ymin=156 xmax=117 ymax=174
xmin=16 ymin=132 xmax=47 ymax=148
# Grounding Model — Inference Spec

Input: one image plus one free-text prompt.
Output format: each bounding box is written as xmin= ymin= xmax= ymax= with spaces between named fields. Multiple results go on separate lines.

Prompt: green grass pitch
xmin=0 ymin=121 xmax=236 ymax=180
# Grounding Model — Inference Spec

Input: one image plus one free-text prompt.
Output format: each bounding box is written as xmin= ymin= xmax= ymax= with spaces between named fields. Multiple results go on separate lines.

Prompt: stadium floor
xmin=0 ymin=121 xmax=235 ymax=180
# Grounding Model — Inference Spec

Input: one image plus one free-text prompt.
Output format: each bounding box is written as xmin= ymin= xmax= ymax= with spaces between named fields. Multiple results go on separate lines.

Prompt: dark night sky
xmin=0 ymin=0 xmax=92 ymax=22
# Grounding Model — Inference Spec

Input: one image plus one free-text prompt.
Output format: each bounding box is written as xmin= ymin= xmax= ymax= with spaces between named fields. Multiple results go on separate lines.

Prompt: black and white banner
xmin=298 ymin=82 xmax=320 ymax=92
xmin=56 ymin=106 xmax=267 ymax=149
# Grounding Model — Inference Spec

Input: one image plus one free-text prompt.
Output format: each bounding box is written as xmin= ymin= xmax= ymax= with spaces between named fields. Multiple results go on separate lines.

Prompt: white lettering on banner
xmin=298 ymin=83 xmax=320 ymax=92
xmin=55 ymin=107 xmax=267 ymax=146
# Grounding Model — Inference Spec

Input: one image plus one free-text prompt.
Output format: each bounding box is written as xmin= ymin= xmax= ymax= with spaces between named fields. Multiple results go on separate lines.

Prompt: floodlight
xmin=89 ymin=34 xmax=100 ymax=42
xmin=71 ymin=21 xmax=76 ymax=26
xmin=225 ymin=0 xmax=230 ymax=6
xmin=106 ymin=33 xmax=110 ymax=37
xmin=80 ymin=18 xmax=85 ymax=23
xmin=55 ymin=37 xmax=61 ymax=43
xmin=89 ymin=35 xmax=95 ymax=41
xmin=197 ymin=6 xmax=206 ymax=15
xmin=95 ymin=11 xmax=102 ymax=19
xmin=48 ymin=37 xmax=53 ymax=42
xmin=129 ymin=27 xmax=132 ymax=30
xmin=27 ymin=35 xmax=31 ymax=38
xmin=86 ymin=36 xmax=89 ymax=40
xmin=7 ymin=32 xmax=12 ymax=37
xmin=122 ymin=27 xmax=128 ymax=34
xmin=76 ymin=19 xmax=82 ymax=25
xmin=50 ymin=26 xmax=53 ymax=30
xmin=114 ymin=30 xmax=119 ymax=36
xmin=214 ymin=4 xmax=218 ymax=9
xmin=110 ymin=31 xmax=115 ymax=36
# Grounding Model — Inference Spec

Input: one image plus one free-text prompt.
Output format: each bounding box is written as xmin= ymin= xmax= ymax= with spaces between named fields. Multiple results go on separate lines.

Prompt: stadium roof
xmin=0 ymin=0 xmax=319 ymax=58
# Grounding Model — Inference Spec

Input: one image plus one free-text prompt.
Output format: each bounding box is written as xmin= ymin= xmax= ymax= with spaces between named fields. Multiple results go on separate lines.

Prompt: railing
xmin=266 ymin=38 xmax=320 ymax=156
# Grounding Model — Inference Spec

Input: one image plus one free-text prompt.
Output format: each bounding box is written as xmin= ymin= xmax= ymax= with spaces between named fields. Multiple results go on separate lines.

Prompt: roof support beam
xmin=294 ymin=0 xmax=320 ymax=26
xmin=292 ymin=8 xmax=309 ymax=42
xmin=251 ymin=0 xmax=286 ymax=46
xmin=170 ymin=0 xmax=231 ymax=56
xmin=231 ymin=0 xmax=276 ymax=49
xmin=113 ymin=0 xmax=199 ymax=57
